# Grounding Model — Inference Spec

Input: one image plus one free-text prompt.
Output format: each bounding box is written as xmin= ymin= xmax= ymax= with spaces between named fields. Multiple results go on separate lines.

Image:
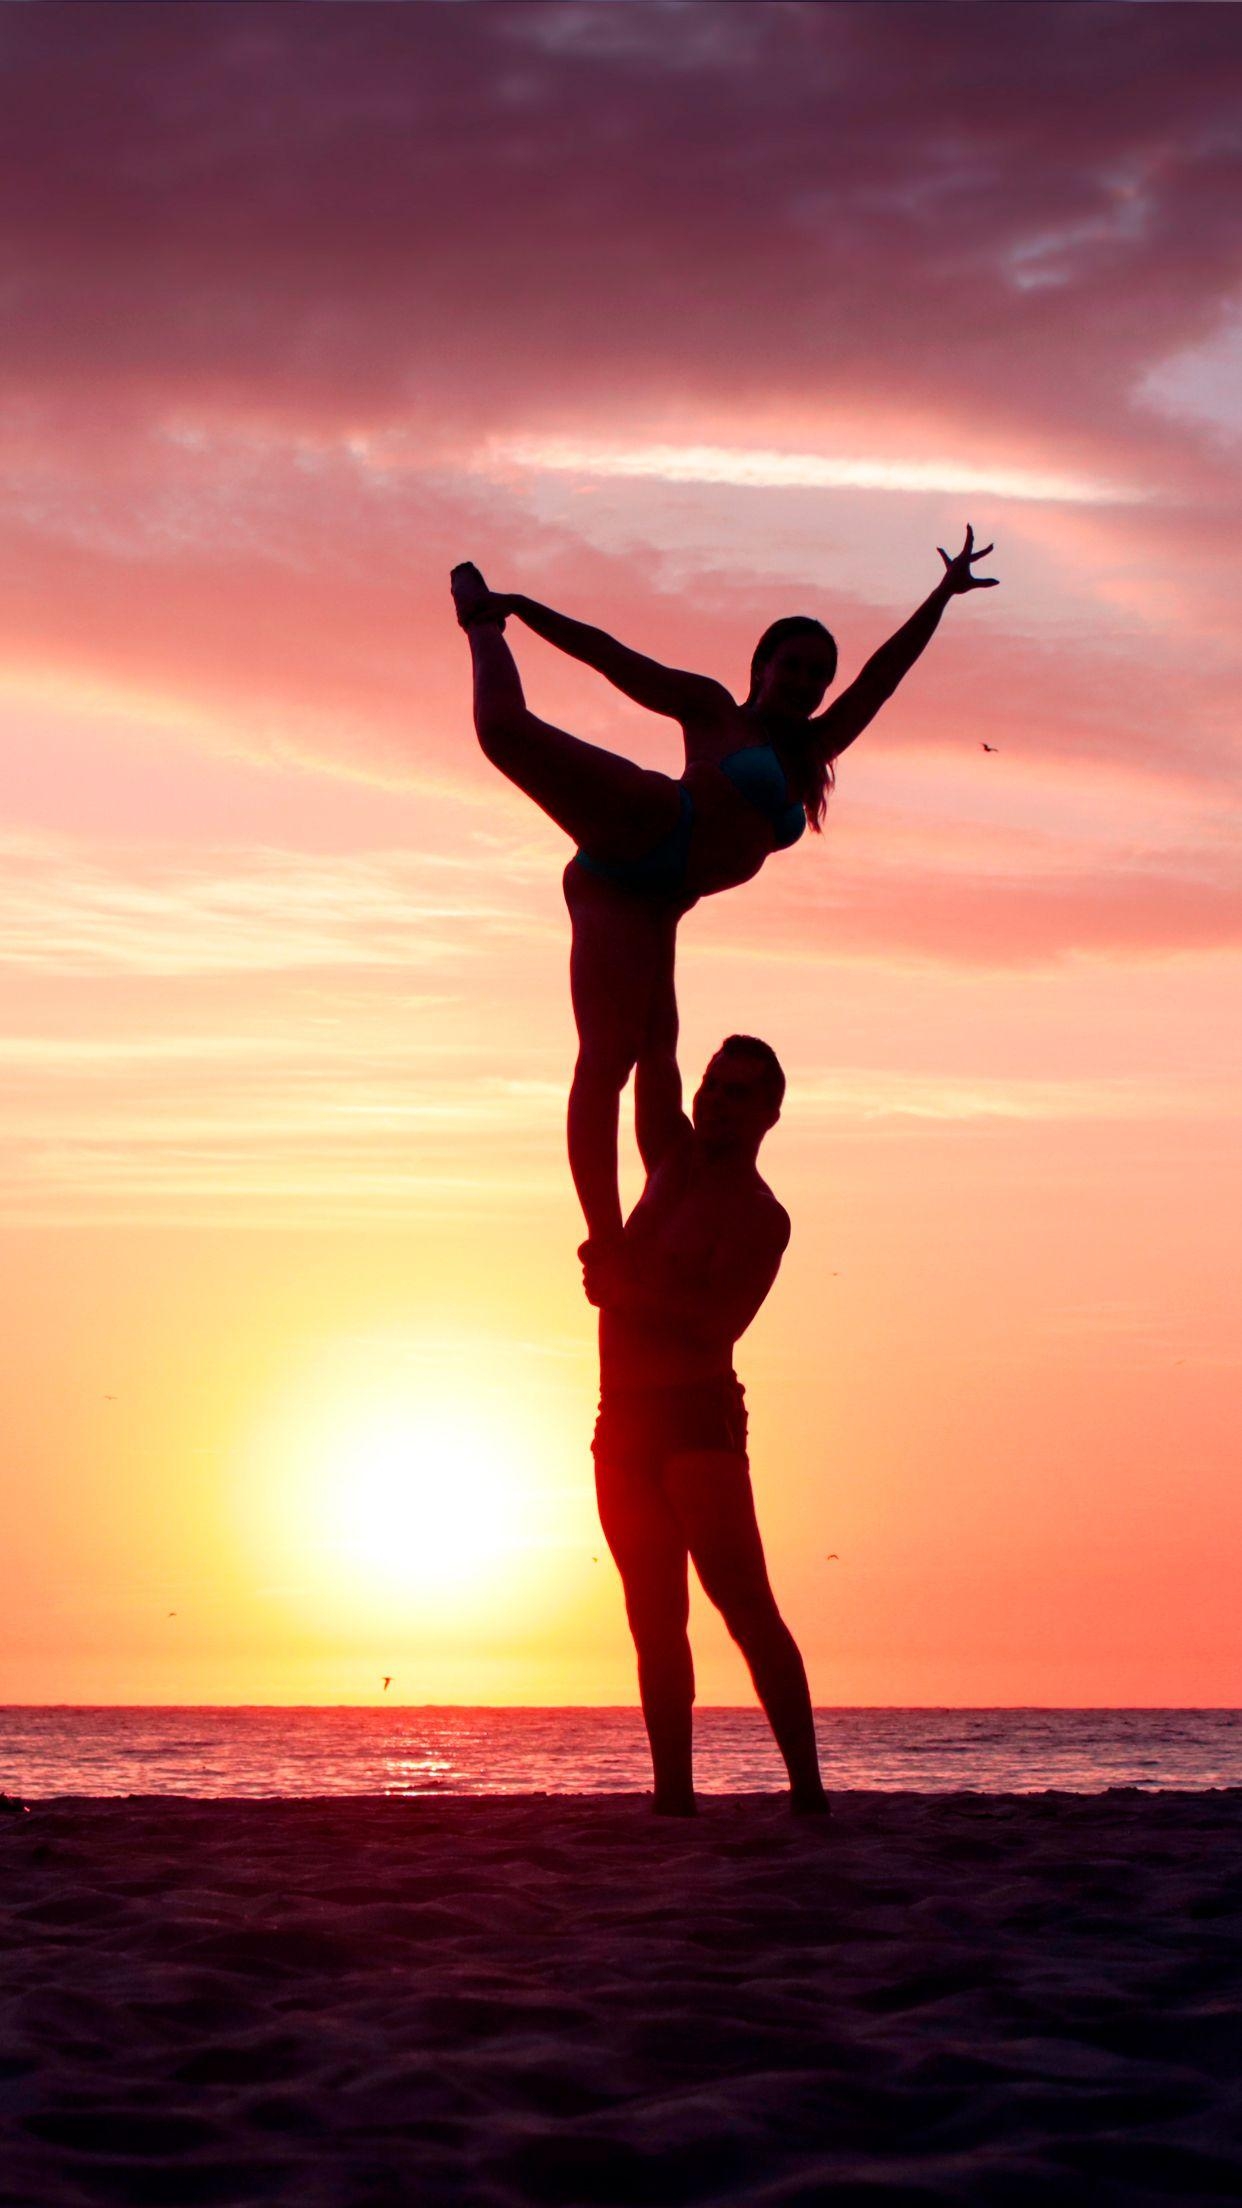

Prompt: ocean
xmin=2 ymin=1706 xmax=1240 ymax=1799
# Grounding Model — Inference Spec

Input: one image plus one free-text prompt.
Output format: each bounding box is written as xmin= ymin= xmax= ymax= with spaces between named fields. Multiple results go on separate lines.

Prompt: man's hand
xmin=937 ymin=524 xmax=998 ymax=594
xmin=579 ymin=1238 xmax=631 ymax=1309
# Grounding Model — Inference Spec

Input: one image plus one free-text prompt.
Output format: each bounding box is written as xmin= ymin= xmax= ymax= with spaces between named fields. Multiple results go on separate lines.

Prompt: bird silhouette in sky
xmin=382 ymin=1676 xmax=392 ymax=1691
xmin=166 ymin=1611 xmax=177 ymax=1618
xmin=981 ymin=742 xmax=998 ymax=753
xmin=826 ymin=1554 xmax=840 ymax=1562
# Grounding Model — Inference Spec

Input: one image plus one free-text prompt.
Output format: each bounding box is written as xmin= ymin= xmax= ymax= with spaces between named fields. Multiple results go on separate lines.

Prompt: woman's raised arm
xmin=813 ymin=526 xmax=997 ymax=764
xmin=502 ymin=594 xmax=729 ymax=721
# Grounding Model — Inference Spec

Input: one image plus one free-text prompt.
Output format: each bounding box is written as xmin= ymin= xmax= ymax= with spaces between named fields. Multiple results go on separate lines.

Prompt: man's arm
xmin=502 ymin=595 xmax=730 ymax=722
xmin=812 ymin=527 xmax=998 ymax=764
xmin=579 ymin=1046 xmax=687 ymax=1303
xmin=634 ymin=1046 xmax=691 ymax=1175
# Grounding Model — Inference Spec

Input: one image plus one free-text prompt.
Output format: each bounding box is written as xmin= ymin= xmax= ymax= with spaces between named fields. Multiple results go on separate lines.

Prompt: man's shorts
xmin=592 ymin=1373 xmax=748 ymax=1472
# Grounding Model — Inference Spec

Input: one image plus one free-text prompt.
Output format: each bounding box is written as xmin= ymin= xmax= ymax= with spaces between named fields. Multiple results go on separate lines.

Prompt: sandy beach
xmin=3 ymin=1790 xmax=1242 ymax=2205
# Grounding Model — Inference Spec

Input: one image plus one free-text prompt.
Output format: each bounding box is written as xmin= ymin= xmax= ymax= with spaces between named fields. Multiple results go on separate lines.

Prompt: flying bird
xmin=981 ymin=742 xmax=998 ymax=753
xmin=166 ymin=1611 xmax=177 ymax=1618
xmin=382 ymin=1676 xmax=392 ymax=1691
xmin=825 ymin=1554 xmax=840 ymax=1562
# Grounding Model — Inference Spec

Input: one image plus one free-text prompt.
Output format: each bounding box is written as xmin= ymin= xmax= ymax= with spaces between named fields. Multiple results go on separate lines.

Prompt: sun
xmin=326 ymin=1405 xmax=521 ymax=1592
xmin=233 ymin=1336 xmax=588 ymax=1636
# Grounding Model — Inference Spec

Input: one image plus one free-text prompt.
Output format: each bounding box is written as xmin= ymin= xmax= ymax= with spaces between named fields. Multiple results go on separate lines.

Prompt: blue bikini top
xmin=719 ymin=743 xmax=806 ymax=850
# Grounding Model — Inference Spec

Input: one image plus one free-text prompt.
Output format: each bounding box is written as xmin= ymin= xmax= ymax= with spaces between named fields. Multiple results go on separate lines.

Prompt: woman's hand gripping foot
xmin=451 ymin=561 xmax=508 ymax=631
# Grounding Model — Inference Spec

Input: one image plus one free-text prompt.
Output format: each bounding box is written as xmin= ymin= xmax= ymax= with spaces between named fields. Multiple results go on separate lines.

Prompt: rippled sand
xmin=3 ymin=1791 xmax=1242 ymax=2204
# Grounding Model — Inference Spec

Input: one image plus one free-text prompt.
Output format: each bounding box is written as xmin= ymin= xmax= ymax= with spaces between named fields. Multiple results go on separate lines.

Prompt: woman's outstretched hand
xmin=937 ymin=525 xmax=998 ymax=593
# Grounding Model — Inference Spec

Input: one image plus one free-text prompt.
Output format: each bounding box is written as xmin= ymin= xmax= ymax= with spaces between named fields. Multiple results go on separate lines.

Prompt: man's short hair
xmin=718 ymin=1034 xmax=786 ymax=1112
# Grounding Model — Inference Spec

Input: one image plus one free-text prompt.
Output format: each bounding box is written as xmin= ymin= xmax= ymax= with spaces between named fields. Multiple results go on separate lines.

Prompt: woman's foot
xmin=450 ymin=562 xmax=506 ymax=630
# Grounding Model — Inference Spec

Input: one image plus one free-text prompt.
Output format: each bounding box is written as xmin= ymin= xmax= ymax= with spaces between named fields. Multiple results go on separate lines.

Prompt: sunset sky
xmin=3 ymin=2 xmax=1240 ymax=1708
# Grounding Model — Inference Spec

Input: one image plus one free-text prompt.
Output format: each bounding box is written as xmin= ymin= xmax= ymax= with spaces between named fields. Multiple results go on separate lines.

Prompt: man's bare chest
xmin=625 ymin=1169 xmax=728 ymax=1282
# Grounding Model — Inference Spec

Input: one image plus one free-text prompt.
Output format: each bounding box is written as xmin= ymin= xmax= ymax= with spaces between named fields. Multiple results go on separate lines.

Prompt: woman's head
xmin=746 ymin=616 xmax=837 ymax=719
xmin=746 ymin=616 xmax=838 ymax=832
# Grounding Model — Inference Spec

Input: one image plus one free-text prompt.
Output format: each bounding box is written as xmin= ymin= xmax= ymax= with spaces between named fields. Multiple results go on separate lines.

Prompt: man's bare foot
xmin=450 ymin=561 xmax=505 ymax=630
xmin=790 ymin=1783 xmax=831 ymax=1817
xmin=653 ymin=1788 xmax=697 ymax=1818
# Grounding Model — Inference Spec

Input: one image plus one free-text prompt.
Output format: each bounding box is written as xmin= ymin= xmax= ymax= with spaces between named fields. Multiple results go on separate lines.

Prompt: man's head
xmin=692 ymin=1035 xmax=785 ymax=1156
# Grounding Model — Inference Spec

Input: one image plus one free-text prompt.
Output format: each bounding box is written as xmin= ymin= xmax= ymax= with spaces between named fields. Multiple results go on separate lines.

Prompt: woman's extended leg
xmin=565 ymin=864 xmax=678 ymax=1245
xmin=455 ymin=570 xmax=688 ymax=1244
xmin=461 ymin=618 xmax=683 ymax=863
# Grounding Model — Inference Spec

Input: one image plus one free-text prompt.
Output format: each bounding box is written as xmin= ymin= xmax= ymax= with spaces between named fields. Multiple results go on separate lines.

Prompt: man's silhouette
xmin=583 ymin=1034 xmax=827 ymax=1816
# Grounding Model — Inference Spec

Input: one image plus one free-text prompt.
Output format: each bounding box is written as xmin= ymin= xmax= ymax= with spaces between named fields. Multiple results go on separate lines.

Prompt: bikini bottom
xmin=573 ymin=785 xmax=693 ymax=899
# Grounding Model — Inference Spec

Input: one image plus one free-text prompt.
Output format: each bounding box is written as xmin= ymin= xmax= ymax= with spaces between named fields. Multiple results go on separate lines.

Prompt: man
xmin=583 ymin=1033 xmax=827 ymax=1817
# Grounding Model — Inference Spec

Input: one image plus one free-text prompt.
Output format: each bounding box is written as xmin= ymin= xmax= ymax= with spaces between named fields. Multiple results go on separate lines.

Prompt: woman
xmin=451 ymin=529 xmax=996 ymax=1250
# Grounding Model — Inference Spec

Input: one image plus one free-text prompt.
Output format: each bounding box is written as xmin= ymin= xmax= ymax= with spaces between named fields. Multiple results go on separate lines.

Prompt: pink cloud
xmin=765 ymin=844 xmax=1242 ymax=969
xmin=0 ymin=4 xmax=1239 ymax=478
xmin=1 ymin=3 xmax=1239 ymax=972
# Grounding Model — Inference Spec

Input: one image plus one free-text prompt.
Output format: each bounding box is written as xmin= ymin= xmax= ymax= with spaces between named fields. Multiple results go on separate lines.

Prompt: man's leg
xmin=666 ymin=1451 xmax=827 ymax=1812
xmin=595 ymin=1448 xmax=696 ymax=1814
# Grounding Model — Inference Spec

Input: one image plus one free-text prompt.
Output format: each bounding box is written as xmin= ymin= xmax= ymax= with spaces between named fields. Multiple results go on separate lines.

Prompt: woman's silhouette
xmin=452 ymin=531 xmax=996 ymax=1249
